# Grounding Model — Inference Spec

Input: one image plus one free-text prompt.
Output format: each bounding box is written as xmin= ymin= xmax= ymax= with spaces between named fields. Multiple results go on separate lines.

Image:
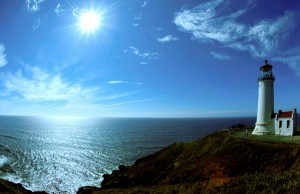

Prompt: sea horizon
xmin=0 ymin=116 xmax=257 ymax=193
xmin=0 ymin=114 xmax=258 ymax=119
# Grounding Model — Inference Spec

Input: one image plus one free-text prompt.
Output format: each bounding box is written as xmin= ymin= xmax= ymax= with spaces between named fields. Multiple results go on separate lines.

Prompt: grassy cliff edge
xmin=2 ymin=131 xmax=300 ymax=193
xmin=78 ymin=131 xmax=300 ymax=193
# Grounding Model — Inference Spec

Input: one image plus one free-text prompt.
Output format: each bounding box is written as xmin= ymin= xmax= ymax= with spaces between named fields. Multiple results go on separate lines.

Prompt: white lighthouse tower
xmin=252 ymin=60 xmax=275 ymax=135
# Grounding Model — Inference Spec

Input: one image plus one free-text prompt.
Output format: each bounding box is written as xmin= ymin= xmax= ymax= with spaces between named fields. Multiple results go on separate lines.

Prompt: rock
xmin=118 ymin=165 xmax=126 ymax=171
xmin=102 ymin=173 xmax=110 ymax=179
xmin=0 ymin=163 xmax=16 ymax=174
xmin=76 ymin=131 xmax=300 ymax=193
xmin=0 ymin=178 xmax=48 ymax=193
xmin=100 ymin=131 xmax=300 ymax=190
xmin=77 ymin=186 xmax=101 ymax=194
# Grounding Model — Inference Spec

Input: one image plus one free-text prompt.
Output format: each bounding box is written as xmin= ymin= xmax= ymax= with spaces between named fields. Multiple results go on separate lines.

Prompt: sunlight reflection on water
xmin=0 ymin=116 xmax=255 ymax=193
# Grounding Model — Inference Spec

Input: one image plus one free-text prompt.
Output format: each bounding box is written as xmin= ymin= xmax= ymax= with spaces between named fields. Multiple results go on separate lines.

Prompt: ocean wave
xmin=0 ymin=155 xmax=9 ymax=167
xmin=0 ymin=134 xmax=18 ymax=140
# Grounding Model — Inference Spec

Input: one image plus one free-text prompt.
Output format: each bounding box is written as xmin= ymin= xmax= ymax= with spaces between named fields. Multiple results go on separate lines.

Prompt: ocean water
xmin=0 ymin=116 xmax=255 ymax=193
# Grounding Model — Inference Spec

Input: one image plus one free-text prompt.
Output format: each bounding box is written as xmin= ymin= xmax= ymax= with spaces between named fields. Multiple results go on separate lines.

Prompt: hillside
xmin=78 ymin=131 xmax=300 ymax=193
xmin=2 ymin=131 xmax=300 ymax=193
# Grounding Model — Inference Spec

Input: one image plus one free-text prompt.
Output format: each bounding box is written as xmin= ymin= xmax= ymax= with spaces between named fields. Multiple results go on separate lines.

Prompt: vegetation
xmin=82 ymin=131 xmax=300 ymax=193
xmin=3 ymin=130 xmax=300 ymax=193
xmin=216 ymin=172 xmax=300 ymax=194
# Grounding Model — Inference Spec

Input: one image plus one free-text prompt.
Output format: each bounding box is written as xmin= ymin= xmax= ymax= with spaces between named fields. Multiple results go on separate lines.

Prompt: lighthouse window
xmin=279 ymin=120 xmax=282 ymax=128
xmin=287 ymin=120 xmax=290 ymax=128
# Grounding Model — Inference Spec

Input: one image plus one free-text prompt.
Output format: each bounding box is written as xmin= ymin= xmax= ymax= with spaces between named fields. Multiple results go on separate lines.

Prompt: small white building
xmin=253 ymin=60 xmax=298 ymax=136
xmin=273 ymin=109 xmax=297 ymax=136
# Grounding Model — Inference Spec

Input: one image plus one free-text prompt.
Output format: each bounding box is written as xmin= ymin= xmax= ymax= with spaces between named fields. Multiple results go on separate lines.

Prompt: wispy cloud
xmin=108 ymin=80 xmax=129 ymax=84
xmin=210 ymin=52 xmax=231 ymax=61
xmin=2 ymin=66 xmax=100 ymax=103
xmin=54 ymin=4 xmax=65 ymax=16
xmin=157 ymin=35 xmax=179 ymax=43
xmin=134 ymin=14 xmax=142 ymax=21
xmin=32 ymin=18 xmax=41 ymax=30
xmin=108 ymin=80 xmax=144 ymax=85
xmin=127 ymin=46 xmax=159 ymax=60
xmin=103 ymin=98 xmax=159 ymax=108
xmin=0 ymin=64 xmax=149 ymax=116
xmin=132 ymin=13 xmax=142 ymax=27
xmin=273 ymin=46 xmax=300 ymax=76
xmin=0 ymin=64 xmax=147 ymax=115
xmin=98 ymin=92 xmax=139 ymax=101
xmin=0 ymin=44 xmax=8 ymax=67
xmin=26 ymin=0 xmax=45 ymax=11
xmin=246 ymin=12 xmax=296 ymax=57
xmin=174 ymin=0 xmax=234 ymax=43
xmin=72 ymin=8 xmax=80 ymax=17
xmin=141 ymin=2 xmax=148 ymax=8
xmin=174 ymin=0 xmax=300 ymax=75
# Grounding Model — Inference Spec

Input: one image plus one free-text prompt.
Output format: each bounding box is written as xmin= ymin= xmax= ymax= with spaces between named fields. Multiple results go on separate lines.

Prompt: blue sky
xmin=0 ymin=0 xmax=299 ymax=118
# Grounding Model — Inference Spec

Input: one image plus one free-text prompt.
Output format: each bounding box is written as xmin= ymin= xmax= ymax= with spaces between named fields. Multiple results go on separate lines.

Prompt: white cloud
xmin=98 ymin=92 xmax=139 ymax=101
xmin=2 ymin=66 xmax=99 ymax=103
xmin=141 ymin=2 xmax=148 ymax=8
xmin=103 ymin=98 xmax=158 ymax=108
xmin=0 ymin=65 xmax=149 ymax=116
xmin=273 ymin=46 xmax=300 ymax=76
xmin=128 ymin=46 xmax=159 ymax=60
xmin=140 ymin=62 xmax=149 ymax=65
xmin=72 ymin=8 xmax=79 ymax=17
xmin=0 ymin=44 xmax=8 ymax=67
xmin=173 ymin=1 xmax=296 ymax=55
xmin=108 ymin=80 xmax=129 ymax=84
xmin=174 ymin=0 xmax=233 ymax=42
xmin=134 ymin=15 xmax=142 ymax=21
xmin=55 ymin=4 xmax=65 ymax=16
xmin=32 ymin=18 xmax=41 ymax=30
xmin=174 ymin=0 xmax=300 ymax=75
xmin=246 ymin=12 xmax=296 ymax=57
xmin=157 ymin=35 xmax=179 ymax=43
xmin=108 ymin=80 xmax=144 ymax=85
xmin=210 ymin=52 xmax=231 ymax=61
xmin=132 ymin=13 xmax=142 ymax=27
xmin=26 ymin=0 xmax=45 ymax=11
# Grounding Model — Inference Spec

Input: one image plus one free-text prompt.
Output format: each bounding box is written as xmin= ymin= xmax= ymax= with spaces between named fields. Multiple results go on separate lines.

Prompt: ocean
xmin=0 ymin=116 xmax=255 ymax=193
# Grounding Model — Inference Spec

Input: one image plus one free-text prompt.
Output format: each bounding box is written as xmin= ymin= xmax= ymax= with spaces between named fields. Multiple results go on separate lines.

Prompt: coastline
xmin=0 ymin=178 xmax=46 ymax=194
xmin=80 ymin=130 xmax=300 ymax=193
xmin=2 ymin=129 xmax=300 ymax=193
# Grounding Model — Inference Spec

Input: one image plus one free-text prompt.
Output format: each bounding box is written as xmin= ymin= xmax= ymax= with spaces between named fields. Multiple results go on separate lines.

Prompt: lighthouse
xmin=252 ymin=60 xmax=275 ymax=135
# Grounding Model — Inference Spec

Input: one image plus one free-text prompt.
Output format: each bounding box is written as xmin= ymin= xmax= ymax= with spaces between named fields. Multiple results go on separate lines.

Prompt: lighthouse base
xmin=252 ymin=124 xmax=272 ymax=135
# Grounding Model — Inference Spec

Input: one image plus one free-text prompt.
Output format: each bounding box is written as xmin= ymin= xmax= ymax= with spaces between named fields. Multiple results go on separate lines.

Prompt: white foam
xmin=0 ymin=155 xmax=9 ymax=167
xmin=0 ymin=175 xmax=35 ymax=194
xmin=0 ymin=155 xmax=23 ymax=188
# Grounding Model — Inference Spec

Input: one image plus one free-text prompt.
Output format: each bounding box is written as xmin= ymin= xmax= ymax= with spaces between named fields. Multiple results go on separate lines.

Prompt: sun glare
xmin=79 ymin=10 xmax=101 ymax=32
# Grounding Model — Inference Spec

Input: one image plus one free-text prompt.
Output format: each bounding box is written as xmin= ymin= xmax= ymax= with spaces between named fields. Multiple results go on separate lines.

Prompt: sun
xmin=79 ymin=10 xmax=101 ymax=33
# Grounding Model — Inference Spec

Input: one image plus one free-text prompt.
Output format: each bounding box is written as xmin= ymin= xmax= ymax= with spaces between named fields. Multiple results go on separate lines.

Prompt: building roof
xmin=260 ymin=60 xmax=273 ymax=71
xmin=276 ymin=111 xmax=293 ymax=118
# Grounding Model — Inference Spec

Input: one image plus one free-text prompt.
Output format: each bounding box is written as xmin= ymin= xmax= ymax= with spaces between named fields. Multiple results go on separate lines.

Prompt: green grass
xmin=84 ymin=131 xmax=300 ymax=194
xmin=230 ymin=129 xmax=300 ymax=144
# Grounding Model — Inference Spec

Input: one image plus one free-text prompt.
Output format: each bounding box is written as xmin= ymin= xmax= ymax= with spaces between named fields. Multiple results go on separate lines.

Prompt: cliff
xmin=78 ymin=131 xmax=300 ymax=193
xmin=2 ymin=131 xmax=300 ymax=193
xmin=0 ymin=178 xmax=47 ymax=194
